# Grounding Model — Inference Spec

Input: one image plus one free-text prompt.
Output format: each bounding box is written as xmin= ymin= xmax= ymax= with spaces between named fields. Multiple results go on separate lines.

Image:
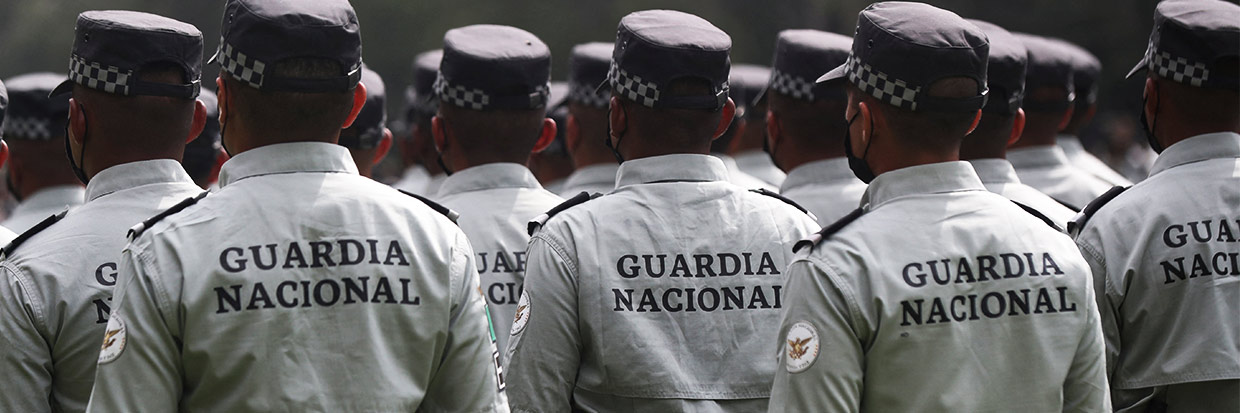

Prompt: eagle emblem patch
xmin=785 ymin=321 xmax=819 ymax=373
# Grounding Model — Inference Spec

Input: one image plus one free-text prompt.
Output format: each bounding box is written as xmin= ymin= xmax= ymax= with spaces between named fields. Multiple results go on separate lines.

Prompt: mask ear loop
xmin=604 ymin=105 xmax=625 ymax=163
xmin=434 ymin=118 xmax=454 ymax=176
xmin=65 ymin=102 xmax=91 ymax=185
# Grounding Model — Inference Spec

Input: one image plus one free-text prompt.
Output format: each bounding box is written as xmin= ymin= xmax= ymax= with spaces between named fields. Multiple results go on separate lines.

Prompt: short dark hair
xmin=222 ymin=58 xmax=354 ymax=139
xmin=1156 ymin=56 xmax=1239 ymax=125
xmin=851 ymin=77 xmax=979 ymax=150
xmin=437 ymin=102 xmax=546 ymax=158
xmin=75 ymin=62 xmax=196 ymax=151
xmin=616 ymin=77 xmax=724 ymax=146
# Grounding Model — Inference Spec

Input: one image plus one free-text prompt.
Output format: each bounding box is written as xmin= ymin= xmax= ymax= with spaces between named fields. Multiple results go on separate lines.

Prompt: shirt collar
xmin=218 ymin=142 xmax=359 ymax=188
xmin=862 ymin=161 xmax=987 ymax=209
xmin=1056 ymin=134 xmax=1084 ymax=154
xmin=616 ymin=154 xmax=729 ymax=188
xmin=781 ymin=158 xmax=860 ymax=192
xmin=1006 ymin=145 xmax=1071 ymax=169
xmin=86 ymin=159 xmax=196 ymax=201
xmin=1149 ymin=132 xmax=1240 ymax=177
xmin=563 ymin=163 xmax=619 ymax=191
xmin=967 ymin=158 xmax=1021 ymax=185
xmin=17 ymin=185 xmax=85 ymax=211
xmin=436 ymin=163 xmax=543 ymax=197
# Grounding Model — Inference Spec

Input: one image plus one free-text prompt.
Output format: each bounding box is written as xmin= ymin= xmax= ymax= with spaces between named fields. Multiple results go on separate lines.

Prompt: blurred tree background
xmin=3 ymin=0 xmax=1220 ymax=180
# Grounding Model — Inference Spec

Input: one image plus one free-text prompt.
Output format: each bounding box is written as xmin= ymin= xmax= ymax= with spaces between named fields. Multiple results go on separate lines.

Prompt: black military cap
xmin=1013 ymin=33 xmax=1075 ymax=112
xmin=762 ymin=29 xmax=852 ymax=104
xmin=5 ymin=73 xmax=71 ymax=140
xmin=182 ymin=88 xmax=221 ymax=183
xmin=729 ymin=64 xmax=769 ymax=118
xmin=819 ymin=2 xmax=989 ymax=112
xmin=340 ymin=66 xmax=386 ymax=149
xmin=209 ymin=0 xmax=362 ymax=93
xmin=406 ymin=49 xmax=443 ymax=120
xmin=436 ymin=25 xmax=551 ymax=111
xmin=567 ymin=42 xmax=613 ymax=109
xmin=49 ymin=11 xmax=202 ymax=99
xmin=605 ymin=10 xmax=732 ymax=110
xmin=1127 ymin=0 xmax=1239 ymax=90
xmin=968 ymin=20 xmax=1026 ymax=115
xmin=1059 ymin=41 xmax=1101 ymax=105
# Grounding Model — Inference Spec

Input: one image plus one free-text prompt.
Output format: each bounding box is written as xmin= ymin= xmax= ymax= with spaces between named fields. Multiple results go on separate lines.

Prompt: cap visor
xmin=751 ymin=84 xmax=770 ymax=108
xmin=1125 ymin=56 xmax=1149 ymax=79
xmin=207 ymin=47 xmax=221 ymax=65
xmin=48 ymin=79 xmax=75 ymax=97
xmin=816 ymin=63 xmax=848 ymax=84
xmin=593 ymin=78 xmax=610 ymax=95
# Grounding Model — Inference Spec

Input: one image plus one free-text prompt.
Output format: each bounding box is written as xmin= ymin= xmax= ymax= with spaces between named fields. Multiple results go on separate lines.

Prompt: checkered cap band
xmin=845 ymin=55 xmax=921 ymax=111
xmin=2 ymin=116 xmax=54 ymax=140
xmin=69 ymin=54 xmax=133 ymax=95
xmin=568 ymin=81 xmax=609 ymax=108
xmin=218 ymin=41 xmax=268 ymax=89
xmin=433 ymin=74 xmax=490 ymax=110
xmin=1150 ymin=50 xmax=1209 ymax=87
xmin=769 ymin=69 xmax=815 ymax=101
xmin=607 ymin=62 xmax=660 ymax=108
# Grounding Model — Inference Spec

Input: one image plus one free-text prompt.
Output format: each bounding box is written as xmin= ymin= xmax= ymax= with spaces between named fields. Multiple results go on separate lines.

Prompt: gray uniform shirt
xmin=558 ymin=163 xmax=618 ymax=197
xmin=507 ymin=154 xmax=819 ymax=412
xmin=1074 ymin=132 xmax=1240 ymax=412
xmin=768 ymin=161 xmax=1109 ymax=413
xmin=1009 ymin=145 xmax=1114 ymax=209
xmin=2 ymin=185 xmax=85 ymax=234
xmin=970 ymin=158 xmax=1078 ymax=228
xmin=391 ymin=164 xmax=434 ymax=195
xmin=1058 ymin=135 xmax=1133 ymax=187
xmin=780 ymin=158 xmax=867 ymax=226
xmin=0 ymin=160 xmax=201 ymax=413
xmin=86 ymin=143 xmax=507 ymax=413
xmin=715 ymin=154 xmax=778 ymax=192
xmin=437 ymin=162 xmax=563 ymax=358
xmin=734 ymin=150 xmax=786 ymax=188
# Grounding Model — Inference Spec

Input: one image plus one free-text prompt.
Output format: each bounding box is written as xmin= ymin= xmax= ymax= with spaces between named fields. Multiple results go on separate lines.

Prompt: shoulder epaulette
xmin=399 ymin=190 xmax=460 ymax=224
xmin=528 ymin=191 xmax=602 ymax=236
xmin=1050 ymin=197 xmax=1082 ymax=213
xmin=0 ymin=209 xmax=69 ymax=259
xmin=792 ymin=207 xmax=864 ymax=254
xmin=750 ymin=188 xmax=818 ymax=223
xmin=1011 ymin=201 xmax=1064 ymax=233
xmin=128 ymin=191 xmax=208 ymax=241
xmin=1067 ymin=185 xmax=1129 ymax=237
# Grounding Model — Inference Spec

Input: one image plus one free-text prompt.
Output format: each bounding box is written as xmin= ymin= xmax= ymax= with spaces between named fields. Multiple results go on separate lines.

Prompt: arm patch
xmin=1067 ymin=185 xmax=1129 ymax=237
xmin=128 ymin=192 xmax=208 ymax=241
xmin=528 ymin=191 xmax=602 ymax=236
xmin=398 ymin=190 xmax=460 ymax=224
xmin=1012 ymin=201 xmax=1065 ymax=233
xmin=0 ymin=209 xmax=69 ymax=259
xmin=792 ymin=207 xmax=864 ymax=254
xmin=750 ymin=188 xmax=818 ymax=222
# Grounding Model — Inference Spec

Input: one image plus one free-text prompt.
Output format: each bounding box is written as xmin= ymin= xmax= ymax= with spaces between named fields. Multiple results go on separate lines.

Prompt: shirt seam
xmin=1 ymin=262 xmax=48 ymax=332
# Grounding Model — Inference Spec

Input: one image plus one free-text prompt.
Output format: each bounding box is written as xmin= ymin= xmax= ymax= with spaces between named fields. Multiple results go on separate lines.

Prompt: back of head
xmin=962 ymin=20 xmax=1027 ymax=159
xmin=712 ymin=64 xmax=769 ymax=153
xmin=182 ymin=88 xmax=221 ymax=186
xmin=1059 ymin=40 xmax=1101 ymax=134
xmin=1011 ymin=33 xmax=1076 ymax=146
xmin=765 ymin=29 xmax=853 ymax=161
xmin=565 ymin=42 xmax=616 ymax=167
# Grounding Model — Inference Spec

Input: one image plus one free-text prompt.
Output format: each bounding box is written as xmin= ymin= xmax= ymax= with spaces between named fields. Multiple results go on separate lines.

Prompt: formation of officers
xmin=0 ymin=0 xmax=1234 ymax=411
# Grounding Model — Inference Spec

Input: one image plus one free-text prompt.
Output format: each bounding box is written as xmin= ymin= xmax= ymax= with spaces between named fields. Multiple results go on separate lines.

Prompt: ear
xmin=711 ymin=98 xmax=737 ymax=140
xmin=186 ymin=98 xmax=208 ymax=144
xmin=964 ymin=109 xmax=982 ymax=136
xmin=531 ymin=118 xmax=558 ymax=153
xmin=340 ymin=82 xmax=368 ymax=129
xmin=0 ymin=140 xmax=9 ymax=170
xmin=608 ymin=97 xmax=627 ymax=141
xmin=431 ymin=115 xmax=447 ymax=152
xmin=215 ymin=77 xmax=228 ymax=125
xmin=1143 ymin=77 xmax=1158 ymax=123
xmin=1008 ymin=108 xmax=1027 ymax=147
xmin=372 ymin=128 xmax=393 ymax=165
xmin=856 ymin=100 xmax=873 ymax=144
xmin=565 ymin=113 xmax=581 ymax=152
xmin=1057 ymin=104 xmax=1075 ymax=131
xmin=765 ymin=111 xmax=781 ymax=149
xmin=207 ymin=147 xmax=229 ymax=188
xmin=69 ymin=98 xmax=87 ymax=145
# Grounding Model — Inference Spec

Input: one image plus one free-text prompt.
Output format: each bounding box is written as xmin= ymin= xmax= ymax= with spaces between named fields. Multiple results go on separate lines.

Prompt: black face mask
xmin=1140 ymin=89 xmax=1164 ymax=154
xmin=433 ymin=120 xmax=454 ymax=176
xmin=604 ymin=106 xmax=625 ymax=163
xmin=762 ymin=132 xmax=782 ymax=172
xmin=65 ymin=103 xmax=90 ymax=185
xmin=843 ymin=112 xmax=876 ymax=183
xmin=219 ymin=101 xmax=233 ymax=157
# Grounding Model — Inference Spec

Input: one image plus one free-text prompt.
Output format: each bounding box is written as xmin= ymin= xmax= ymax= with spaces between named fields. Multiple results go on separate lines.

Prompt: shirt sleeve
xmin=420 ymin=231 xmax=509 ymax=413
xmin=504 ymin=234 xmax=580 ymax=413
xmin=1062 ymin=265 xmax=1113 ymax=413
xmin=768 ymin=258 xmax=864 ymax=413
xmin=1076 ymin=236 xmax=1122 ymax=378
xmin=0 ymin=264 xmax=53 ymax=412
xmin=86 ymin=244 xmax=183 ymax=412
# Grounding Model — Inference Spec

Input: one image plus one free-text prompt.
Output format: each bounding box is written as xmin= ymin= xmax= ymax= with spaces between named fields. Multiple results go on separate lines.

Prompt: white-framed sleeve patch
xmin=510 ymin=291 xmax=530 ymax=336
xmin=784 ymin=321 xmax=820 ymax=373
xmin=98 ymin=312 xmax=127 ymax=364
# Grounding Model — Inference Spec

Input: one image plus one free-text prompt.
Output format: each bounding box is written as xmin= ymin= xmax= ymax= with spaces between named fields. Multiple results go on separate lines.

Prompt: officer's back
xmin=86 ymin=1 xmax=506 ymax=411
xmin=506 ymin=10 xmax=819 ymax=412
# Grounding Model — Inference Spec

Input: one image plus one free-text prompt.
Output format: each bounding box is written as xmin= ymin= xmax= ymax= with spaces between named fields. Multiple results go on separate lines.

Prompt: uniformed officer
xmin=392 ymin=50 xmax=446 ymax=196
xmin=86 ymin=1 xmax=508 ymax=411
xmin=0 ymin=73 xmax=84 ymax=234
xmin=961 ymin=20 xmax=1078 ymax=228
xmin=712 ymin=64 xmax=778 ymax=191
xmin=527 ymin=82 xmax=574 ymax=193
xmin=0 ymin=80 xmax=17 ymax=243
xmin=1072 ymin=0 xmax=1240 ymax=410
xmin=727 ymin=64 xmax=786 ymax=188
xmin=506 ymin=10 xmax=819 ymax=411
xmin=180 ymin=88 xmax=226 ymax=189
xmin=557 ymin=42 xmax=620 ymax=196
xmin=1056 ymin=40 xmax=1133 ymax=187
xmin=763 ymin=29 xmax=867 ymax=225
xmin=768 ymin=3 xmax=1108 ymax=411
xmin=0 ymin=11 xmax=209 ymax=413
xmin=1007 ymin=33 xmax=1112 ymax=209
xmin=338 ymin=66 xmax=393 ymax=179
xmin=430 ymin=24 xmax=565 ymax=356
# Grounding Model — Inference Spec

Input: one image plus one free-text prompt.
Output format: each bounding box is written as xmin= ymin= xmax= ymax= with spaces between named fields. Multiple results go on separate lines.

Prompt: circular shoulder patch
xmin=510 ymin=291 xmax=530 ymax=336
xmin=784 ymin=321 xmax=820 ymax=373
xmin=98 ymin=313 xmax=127 ymax=364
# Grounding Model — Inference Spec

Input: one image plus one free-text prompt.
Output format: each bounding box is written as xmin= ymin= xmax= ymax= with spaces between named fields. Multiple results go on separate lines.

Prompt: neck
xmin=1010 ymin=121 xmax=1060 ymax=148
xmin=1157 ymin=115 xmax=1240 ymax=149
xmin=779 ymin=132 xmax=845 ymax=172
xmin=621 ymin=132 xmax=712 ymax=160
